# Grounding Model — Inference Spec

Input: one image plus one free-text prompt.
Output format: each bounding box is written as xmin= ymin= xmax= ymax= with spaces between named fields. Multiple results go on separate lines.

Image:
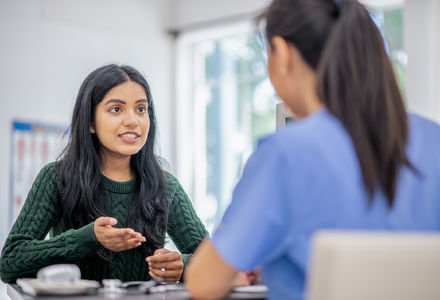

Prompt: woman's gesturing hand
xmin=146 ymin=248 xmax=184 ymax=282
xmin=94 ymin=217 xmax=146 ymax=252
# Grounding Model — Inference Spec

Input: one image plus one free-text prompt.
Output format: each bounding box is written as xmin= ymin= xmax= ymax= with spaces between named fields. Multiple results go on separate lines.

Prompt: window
xmin=370 ymin=6 xmax=406 ymax=98
xmin=175 ymin=22 xmax=278 ymax=233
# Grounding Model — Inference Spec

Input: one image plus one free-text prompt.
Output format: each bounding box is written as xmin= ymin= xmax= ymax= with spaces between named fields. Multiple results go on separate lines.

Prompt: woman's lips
xmin=119 ymin=133 xmax=140 ymax=143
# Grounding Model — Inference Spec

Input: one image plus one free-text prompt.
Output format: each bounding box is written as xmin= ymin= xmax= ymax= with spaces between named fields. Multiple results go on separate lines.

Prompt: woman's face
xmin=92 ymin=80 xmax=150 ymax=161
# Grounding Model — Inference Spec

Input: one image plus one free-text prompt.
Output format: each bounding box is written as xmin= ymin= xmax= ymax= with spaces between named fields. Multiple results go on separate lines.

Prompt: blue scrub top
xmin=212 ymin=108 xmax=440 ymax=300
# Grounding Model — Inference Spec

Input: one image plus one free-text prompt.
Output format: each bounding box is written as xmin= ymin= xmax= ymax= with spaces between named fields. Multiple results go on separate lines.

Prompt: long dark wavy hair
xmin=261 ymin=0 xmax=413 ymax=207
xmin=56 ymin=64 xmax=168 ymax=259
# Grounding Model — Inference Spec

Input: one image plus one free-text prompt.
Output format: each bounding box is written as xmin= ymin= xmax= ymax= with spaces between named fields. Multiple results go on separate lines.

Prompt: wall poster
xmin=10 ymin=121 xmax=68 ymax=226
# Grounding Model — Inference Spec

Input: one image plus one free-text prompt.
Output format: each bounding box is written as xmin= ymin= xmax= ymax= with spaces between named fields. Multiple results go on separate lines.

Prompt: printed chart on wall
xmin=10 ymin=121 xmax=68 ymax=226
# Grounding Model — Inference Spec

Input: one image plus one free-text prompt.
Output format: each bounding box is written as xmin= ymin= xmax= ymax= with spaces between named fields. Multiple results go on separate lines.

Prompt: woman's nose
xmin=122 ymin=111 xmax=138 ymax=127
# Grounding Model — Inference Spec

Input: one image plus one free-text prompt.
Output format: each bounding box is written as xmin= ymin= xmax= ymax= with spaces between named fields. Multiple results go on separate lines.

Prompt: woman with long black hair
xmin=185 ymin=0 xmax=440 ymax=299
xmin=0 ymin=64 xmax=207 ymax=283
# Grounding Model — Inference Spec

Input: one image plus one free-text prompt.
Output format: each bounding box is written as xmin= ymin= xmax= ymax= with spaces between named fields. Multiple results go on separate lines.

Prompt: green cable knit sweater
xmin=0 ymin=163 xmax=208 ymax=283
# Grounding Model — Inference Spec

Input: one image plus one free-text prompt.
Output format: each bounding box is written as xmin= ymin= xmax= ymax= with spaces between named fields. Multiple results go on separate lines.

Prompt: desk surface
xmin=7 ymin=284 xmax=266 ymax=300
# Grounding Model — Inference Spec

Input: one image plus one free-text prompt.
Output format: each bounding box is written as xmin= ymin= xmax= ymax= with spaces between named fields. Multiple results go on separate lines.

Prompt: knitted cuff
xmin=70 ymin=222 xmax=102 ymax=254
xmin=180 ymin=253 xmax=193 ymax=282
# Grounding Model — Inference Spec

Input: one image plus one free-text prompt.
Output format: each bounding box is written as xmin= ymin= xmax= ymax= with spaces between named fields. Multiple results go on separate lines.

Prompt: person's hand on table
xmin=94 ymin=217 xmax=146 ymax=252
xmin=245 ymin=268 xmax=262 ymax=284
xmin=146 ymin=248 xmax=184 ymax=282
xmin=231 ymin=272 xmax=252 ymax=287
xmin=231 ymin=269 xmax=262 ymax=287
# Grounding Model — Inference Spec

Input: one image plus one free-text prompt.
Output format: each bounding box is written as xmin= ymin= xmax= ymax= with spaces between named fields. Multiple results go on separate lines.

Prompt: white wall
xmin=405 ymin=0 xmax=440 ymax=122
xmin=0 ymin=0 xmax=173 ymax=287
xmin=170 ymin=0 xmax=271 ymax=30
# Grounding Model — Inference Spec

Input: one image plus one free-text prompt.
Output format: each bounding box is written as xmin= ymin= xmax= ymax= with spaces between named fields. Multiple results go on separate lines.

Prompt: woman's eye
xmin=137 ymin=106 xmax=147 ymax=113
xmin=110 ymin=107 xmax=121 ymax=113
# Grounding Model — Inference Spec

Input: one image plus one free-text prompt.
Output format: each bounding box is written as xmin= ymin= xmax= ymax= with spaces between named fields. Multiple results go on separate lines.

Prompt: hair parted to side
xmin=260 ymin=0 xmax=414 ymax=207
xmin=56 ymin=64 xmax=168 ymax=260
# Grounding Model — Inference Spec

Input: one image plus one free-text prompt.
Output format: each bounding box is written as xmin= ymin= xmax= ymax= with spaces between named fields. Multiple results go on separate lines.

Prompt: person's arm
xmin=185 ymin=239 xmax=237 ymax=299
xmin=166 ymin=174 xmax=208 ymax=260
xmin=0 ymin=164 xmax=101 ymax=283
xmin=185 ymin=136 xmax=292 ymax=298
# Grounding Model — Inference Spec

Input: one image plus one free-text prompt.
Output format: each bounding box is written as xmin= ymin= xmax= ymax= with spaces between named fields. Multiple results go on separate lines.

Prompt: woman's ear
xmin=270 ymin=36 xmax=293 ymax=75
xmin=90 ymin=123 xmax=96 ymax=134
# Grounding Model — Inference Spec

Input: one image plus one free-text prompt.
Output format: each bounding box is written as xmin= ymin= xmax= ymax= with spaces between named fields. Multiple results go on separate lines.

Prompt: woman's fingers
xmin=110 ymin=228 xmax=136 ymax=239
xmin=231 ymin=272 xmax=251 ymax=287
xmin=146 ymin=249 xmax=183 ymax=282
xmin=154 ymin=248 xmax=170 ymax=255
xmin=109 ymin=227 xmax=145 ymax=242
xmin=148 ymin=260 xmax=182 ymax=270
xmin=95 ymin=216 xmax=118 ymax=227
xmin=113 ymin=237 xmax=143 ymax=251
xmin=147 ymin=251 xmax=180 ymax=264
xmin=149 ymin=268 xmax=182 ymax=281
xmin=94 ymin=216 xmax=146 ymax=252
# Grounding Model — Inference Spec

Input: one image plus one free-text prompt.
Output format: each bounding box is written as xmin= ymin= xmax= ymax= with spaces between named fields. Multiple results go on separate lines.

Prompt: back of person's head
xmin=57 ymin=64 xmax=167 ymax=259
xmin=262 ymin=0 xmax=412 ymax=206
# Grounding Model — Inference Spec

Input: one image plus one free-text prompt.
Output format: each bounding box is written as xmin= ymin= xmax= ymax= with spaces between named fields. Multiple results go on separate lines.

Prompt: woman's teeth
xmin=121 ymin=134 xmax=138 ymax=139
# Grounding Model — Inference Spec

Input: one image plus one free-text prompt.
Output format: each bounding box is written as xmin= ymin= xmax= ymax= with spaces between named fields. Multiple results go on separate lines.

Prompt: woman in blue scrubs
xmin=185 ymin=0 xmax=440 ymax=299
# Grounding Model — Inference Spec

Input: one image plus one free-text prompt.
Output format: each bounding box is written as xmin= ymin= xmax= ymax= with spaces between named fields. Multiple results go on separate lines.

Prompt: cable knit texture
xmin=0 ymin=162 xmax=207 ymax=283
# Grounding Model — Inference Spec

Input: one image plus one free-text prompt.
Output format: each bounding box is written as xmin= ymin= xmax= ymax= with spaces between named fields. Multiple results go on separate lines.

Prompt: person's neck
xmin=301 ymin=87 xmax=324 ymax=117
xmin=285 ymin=87 xmax=323 ymax=119
xmin=289 ymin=69 xmax=324 ymax=118
xmin=100 ymin=154 xmax=133 ymax=182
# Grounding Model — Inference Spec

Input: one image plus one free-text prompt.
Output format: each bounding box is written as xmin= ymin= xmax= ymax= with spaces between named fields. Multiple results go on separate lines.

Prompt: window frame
xmin=174 ymin=20 xmax=255 ymax=205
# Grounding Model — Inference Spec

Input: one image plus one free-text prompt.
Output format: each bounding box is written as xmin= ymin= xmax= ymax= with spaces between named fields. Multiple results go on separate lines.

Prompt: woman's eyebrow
xmin=105 ymin=99 xmax=126 ymax=105
xmin=104 ymin=99 xmax=147 ymax=105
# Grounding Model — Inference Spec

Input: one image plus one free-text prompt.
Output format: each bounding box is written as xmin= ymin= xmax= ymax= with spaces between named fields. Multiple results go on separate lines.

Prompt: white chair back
xmin=307 ymin=231 xmax=440 ymax=300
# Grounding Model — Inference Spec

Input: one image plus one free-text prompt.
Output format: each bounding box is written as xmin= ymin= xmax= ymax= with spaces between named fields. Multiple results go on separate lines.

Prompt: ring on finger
xmin=161 ymin=267 xmax=166 ymax=272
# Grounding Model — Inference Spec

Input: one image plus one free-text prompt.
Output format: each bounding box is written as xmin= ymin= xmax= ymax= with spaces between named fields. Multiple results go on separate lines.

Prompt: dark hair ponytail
xmin=263 ymin=0 xmax=413 ymax=207
xmin=317 ymin=0 xmax=412 ymax=206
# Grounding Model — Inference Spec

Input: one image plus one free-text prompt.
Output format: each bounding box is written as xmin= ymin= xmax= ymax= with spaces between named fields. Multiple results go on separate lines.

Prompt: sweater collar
xmin=100 ymin=175 xmax=136 ymax=194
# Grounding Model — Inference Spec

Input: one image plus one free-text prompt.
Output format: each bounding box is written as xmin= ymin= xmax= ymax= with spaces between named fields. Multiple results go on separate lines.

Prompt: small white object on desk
xmin=232 ymin=285 xmax=268 ymax=293
xmin=16 ymin=264 xmax=99 ymax=296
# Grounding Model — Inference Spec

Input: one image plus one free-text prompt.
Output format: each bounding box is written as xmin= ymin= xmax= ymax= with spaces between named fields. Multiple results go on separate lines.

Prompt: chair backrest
xmin=306 ymin=230 xmax=440 ymax=300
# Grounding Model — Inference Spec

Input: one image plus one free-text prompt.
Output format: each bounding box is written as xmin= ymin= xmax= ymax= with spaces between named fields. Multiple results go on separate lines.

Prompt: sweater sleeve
xmin=165 ymin=174 xmax=208 ymax=272
xmin=0 ymin=163 xmax=102 ymax=283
